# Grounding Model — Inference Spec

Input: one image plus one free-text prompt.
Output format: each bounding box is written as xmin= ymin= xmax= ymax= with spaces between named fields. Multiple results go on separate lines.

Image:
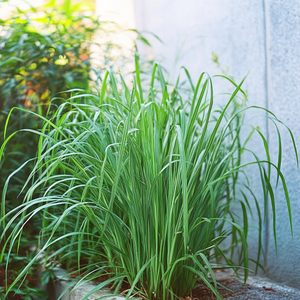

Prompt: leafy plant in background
xmin=0 ymin=2 xmax=100 ymax=297
xmin=0 ymin=0 xmax=98 ymax=201
xmin=1 ymin=53 xmax=298 ymax=300
xmin=0 ymin=246 xmax=49 ymax=300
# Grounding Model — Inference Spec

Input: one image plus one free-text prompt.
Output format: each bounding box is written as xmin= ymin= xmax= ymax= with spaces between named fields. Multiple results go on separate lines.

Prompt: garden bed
xmin=50 ymin=268 xmax=300 ymax=300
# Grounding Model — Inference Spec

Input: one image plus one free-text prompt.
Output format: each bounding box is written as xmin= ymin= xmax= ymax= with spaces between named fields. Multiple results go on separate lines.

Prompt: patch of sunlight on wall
xmin=91 ymin=0 xmax=136 ymax=79
xmin=96 ymin=0 xmax=135 ymax=28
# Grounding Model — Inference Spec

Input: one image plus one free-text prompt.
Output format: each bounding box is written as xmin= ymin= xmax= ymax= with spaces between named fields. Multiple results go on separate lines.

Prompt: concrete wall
xmin=266 ymin=1 xmax=300 ymax=288
xmin=133 ymin=0 xmax=300 ymax=288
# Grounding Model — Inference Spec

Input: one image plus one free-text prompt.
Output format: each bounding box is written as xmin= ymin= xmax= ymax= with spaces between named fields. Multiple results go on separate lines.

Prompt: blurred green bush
xmin=0 ymin=0 xmax=139 ymax=203
xmin=0 ymin=2 xmax=99 ymax=200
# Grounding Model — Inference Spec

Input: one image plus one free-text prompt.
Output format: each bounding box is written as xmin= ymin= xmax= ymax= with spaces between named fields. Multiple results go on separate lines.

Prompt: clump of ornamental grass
xmin=0 ymin=57 xmax=298 ymax=300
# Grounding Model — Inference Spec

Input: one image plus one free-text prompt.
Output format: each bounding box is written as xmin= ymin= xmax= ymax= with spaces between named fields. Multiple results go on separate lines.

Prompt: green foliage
xmin=0 ymin=1 xmax=153 ymax=203
xmin=0 ymin=241 xmax=48 ymax=300
xmin=0 ymin=7 xmax=100 ymax=295
xmin=0 ymin=2 xmax=100 ymax=204
xmin=40 ymin=267 xmax=55 ymax=287
xmin=1 ymin=57 xmax=297 ymax=299
xmin=0 ymin=1 xmax=150 ymax=298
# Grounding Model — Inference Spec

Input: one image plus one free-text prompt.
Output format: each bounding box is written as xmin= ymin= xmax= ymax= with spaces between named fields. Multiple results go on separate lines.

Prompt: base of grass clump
xmin=0 ymin=56 xmax=298 ymax=300
xmin=48 ymin=267 xmax=300 ymax=300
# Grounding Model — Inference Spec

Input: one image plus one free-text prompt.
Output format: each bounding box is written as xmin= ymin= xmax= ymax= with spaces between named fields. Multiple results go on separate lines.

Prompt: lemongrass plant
xmin=0 ymin=56 xmax=298 ymax=300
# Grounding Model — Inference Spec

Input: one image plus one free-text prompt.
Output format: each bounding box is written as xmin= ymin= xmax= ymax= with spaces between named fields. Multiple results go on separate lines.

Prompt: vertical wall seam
xmin=262 ymin=0 xmax=271 ymax=274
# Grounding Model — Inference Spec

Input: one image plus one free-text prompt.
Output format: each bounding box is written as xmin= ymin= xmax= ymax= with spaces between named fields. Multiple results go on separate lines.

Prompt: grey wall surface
xmin=265 ymin=0 xmax=300 ymax=288
xmin=134 ymin=0 xmax=300 ymax=288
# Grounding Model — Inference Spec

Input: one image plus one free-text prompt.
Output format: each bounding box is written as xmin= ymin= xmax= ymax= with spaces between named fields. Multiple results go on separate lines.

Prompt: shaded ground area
xmin=52 ymin=267 xmax=300 ymax=300
xmin=192 ymin=271 xmax=300 ymax=300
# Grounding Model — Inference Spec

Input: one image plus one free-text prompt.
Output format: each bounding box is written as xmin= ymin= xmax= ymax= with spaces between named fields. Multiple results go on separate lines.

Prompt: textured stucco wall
xmin=134 ymin=0 xmax=300 ymax=288
xmin=264 ymin=0 xmax=300 ymax=287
